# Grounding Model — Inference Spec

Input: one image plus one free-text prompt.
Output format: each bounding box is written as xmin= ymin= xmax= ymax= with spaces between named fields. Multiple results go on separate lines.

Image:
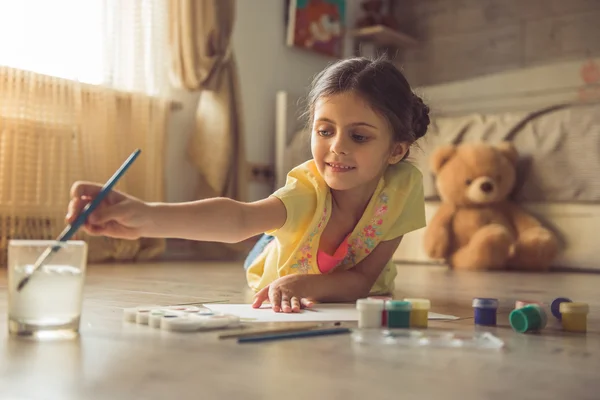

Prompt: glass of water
xmin=7 ymin=240 xmax=88 ymax=339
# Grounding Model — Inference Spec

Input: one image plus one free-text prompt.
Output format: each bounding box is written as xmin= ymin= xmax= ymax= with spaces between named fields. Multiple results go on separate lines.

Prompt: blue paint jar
xmin=472 ymin=298 xmax=499 ymax=326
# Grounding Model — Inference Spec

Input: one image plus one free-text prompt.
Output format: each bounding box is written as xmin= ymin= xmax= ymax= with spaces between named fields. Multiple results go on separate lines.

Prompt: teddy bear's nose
xmin=480 ymin=182 xmax=494 ymax=193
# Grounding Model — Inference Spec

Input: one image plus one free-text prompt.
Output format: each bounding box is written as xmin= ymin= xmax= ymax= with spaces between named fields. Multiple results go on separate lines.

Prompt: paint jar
xmin=356 ymin=298 xmax=384 ymax=329
xmin=531 ymin=304 xmax=548 ymax=329
xmin=550 ymin=297 xmax=572 ymax=320
xmin=509 ymin=304 xmax=546 ymax=333
xmin=385 ymin=300 xmax=411 ymax=328
xmin=559 ymin=302 xmax=589 ymax=333
xmin=515 ymin=300 xmax=543 ymax=310
xmin=472 ymin=298 xmax=499 ymax=326
xmin=368 ymin=296 xmax=392 ymax=327
xmin=404 ymin=298 xmax=430 ymax=328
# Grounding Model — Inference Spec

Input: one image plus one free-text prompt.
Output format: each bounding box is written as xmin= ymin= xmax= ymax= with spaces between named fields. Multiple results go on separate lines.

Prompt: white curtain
xmin=103 ymin=0 xmax=169 ymax=96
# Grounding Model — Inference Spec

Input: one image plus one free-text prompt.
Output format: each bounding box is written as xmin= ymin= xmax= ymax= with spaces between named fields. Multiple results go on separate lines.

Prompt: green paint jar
xmin=509 ymin=304 xmax=546 ymax=333
xmin=385 ymin=300 xmax=412 ymax=328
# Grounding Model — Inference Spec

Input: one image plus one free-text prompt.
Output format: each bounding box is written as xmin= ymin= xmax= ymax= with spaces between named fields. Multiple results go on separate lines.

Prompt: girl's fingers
xmin=70 ymin=181 xmax=123 ymax=204
xmin=83 ymin=222 xmax=105 ymax=236
xmin=300 ymin=298 xmax=314 ymax=309
xmin=67 ymin=194 xmax=121 ymax=225
xmin=270 ymin=288 xmax=282 ymax=313
xmin=253 ymin=286 xmax=305 ymax=314
xmin=281 ymin=296 xmax=292 ymax=313
xmin=66 ymin=197 xmax=89 ymax=222
xmin=87 ymin=201 xmax=126 ymax=225
xmin=290 ymin=297 xmax=301 ymax=312
xmin=252 ymin=285 xmax=270 ymax=309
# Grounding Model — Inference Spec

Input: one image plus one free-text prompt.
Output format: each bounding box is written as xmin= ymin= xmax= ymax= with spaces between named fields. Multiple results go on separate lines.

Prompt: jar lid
xmin=550 ymin=297 xmax=572 ymax=319
xmin=515 ymin=300 xmax=543 ymax=309
xmin=472 ymin=298 xmax=499 ymax=309
xmin=385 ymin=300 xmax=412 ymax=311
xmin=559 ymin=302 xmax=589 ymax=314
xmin=403 ymin=298 xmax=431 ymax=310
xmin=509 ymin=305 xmax=543 ymax=333
xmin=368 ymin=296 xmax=393 ymax=301
xmin=356 ymin=298 xmax=384 ymax=310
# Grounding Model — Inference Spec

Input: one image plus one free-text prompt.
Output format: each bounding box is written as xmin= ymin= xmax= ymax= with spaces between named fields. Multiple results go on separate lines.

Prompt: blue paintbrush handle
xmin=237 ymin=327 xmax=351 ymax=343
xmin=53 ymin=148 xmax=141 ymax=250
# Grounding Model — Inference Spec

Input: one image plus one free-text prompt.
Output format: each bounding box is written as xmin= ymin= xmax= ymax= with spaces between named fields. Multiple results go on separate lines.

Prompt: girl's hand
xmin=252 ymin=275 xmax=315 ymax=313
xmin=66 ymin=181 xmax=154 ymax=240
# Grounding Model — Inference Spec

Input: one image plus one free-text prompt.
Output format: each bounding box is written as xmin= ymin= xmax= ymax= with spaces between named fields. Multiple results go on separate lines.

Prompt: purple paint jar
xmin=472 ymin=298 xmax=499 ymax=326
xmin=550 ymin=297 xmax=572 ymax=320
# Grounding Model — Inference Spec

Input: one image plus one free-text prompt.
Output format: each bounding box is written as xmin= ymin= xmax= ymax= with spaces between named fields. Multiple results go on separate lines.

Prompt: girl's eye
xmin=317 ymin=130 xmax=332 ymax=137
xmin=352 ymin=134 xmax=368 ymax=142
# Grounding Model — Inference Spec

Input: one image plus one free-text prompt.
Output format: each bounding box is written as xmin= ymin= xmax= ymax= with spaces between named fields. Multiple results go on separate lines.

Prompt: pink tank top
xmin=317 ymin=234 xmax=350 ymax=273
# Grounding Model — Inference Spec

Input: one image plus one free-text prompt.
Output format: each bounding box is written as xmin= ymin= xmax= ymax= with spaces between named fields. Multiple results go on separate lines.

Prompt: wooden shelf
xmin=350 ymin=25 xmax=418 ymax=48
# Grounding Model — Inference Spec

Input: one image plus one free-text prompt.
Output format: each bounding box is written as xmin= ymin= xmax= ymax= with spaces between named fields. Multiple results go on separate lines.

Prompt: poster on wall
xmin=285 ymin=0 xmax=346 ymax=58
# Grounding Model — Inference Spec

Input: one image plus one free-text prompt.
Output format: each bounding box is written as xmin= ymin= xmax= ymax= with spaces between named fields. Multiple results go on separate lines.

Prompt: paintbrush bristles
xmin=16 ymin=246 xmax=54 ymax=292
xmin=16 ymin=276 xmax=30 ymax=291
xmin=15 ymin=245 xmax=55 ymax=290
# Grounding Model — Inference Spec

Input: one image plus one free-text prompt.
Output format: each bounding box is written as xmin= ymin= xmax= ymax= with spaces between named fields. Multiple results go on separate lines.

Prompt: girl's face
xmin=310 ymin=91 xmax=408 ymax=192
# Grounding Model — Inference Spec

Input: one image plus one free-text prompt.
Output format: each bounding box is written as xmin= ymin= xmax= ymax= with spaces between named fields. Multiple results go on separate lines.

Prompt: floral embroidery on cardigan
xmin=289 ymin=190 xmax=390 ymax=274
xmin=289 ymin=205 xmax=328 ymax=273
xmin=341 ymin=191 xmax=390 ymax=267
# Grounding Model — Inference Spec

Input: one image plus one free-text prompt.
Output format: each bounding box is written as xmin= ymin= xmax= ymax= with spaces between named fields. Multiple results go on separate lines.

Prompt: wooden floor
xmin=1 ymin=261 xmax=599 ymax=400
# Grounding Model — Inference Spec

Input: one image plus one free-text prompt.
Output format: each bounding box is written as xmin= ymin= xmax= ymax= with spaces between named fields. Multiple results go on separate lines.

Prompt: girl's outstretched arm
xmin=67 ymin=181 xmax=286 ymax=242
xmin=147 ymin=196 xmax=286 ymax=243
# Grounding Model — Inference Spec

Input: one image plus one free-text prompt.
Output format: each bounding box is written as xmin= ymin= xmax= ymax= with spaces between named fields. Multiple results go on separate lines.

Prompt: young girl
xmin=66 ymin=56 xmax=431 ymax=313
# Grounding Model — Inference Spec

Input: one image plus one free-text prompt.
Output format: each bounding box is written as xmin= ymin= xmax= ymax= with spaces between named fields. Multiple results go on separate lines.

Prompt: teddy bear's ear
xmin=495 ymin=141 xmax=519 ymax=165
xmin=430 ymin=144 xmax=456 ymax=174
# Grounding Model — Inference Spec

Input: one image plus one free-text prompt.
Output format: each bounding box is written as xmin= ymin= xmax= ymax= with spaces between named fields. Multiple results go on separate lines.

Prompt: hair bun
xmin=411 ymin=95 xmax=430 ymax=139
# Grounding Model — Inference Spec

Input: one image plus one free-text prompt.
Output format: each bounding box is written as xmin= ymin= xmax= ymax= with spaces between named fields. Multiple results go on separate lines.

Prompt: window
xmin=0 ymin=0 xmax=167 ymax=95
xmin=0 ymin=0 xmax=105 ymax=84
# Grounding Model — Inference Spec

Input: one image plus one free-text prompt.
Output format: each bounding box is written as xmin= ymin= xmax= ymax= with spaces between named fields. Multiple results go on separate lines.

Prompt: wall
xmin=164 ymin=1 xmax=599 ymax=201
xmin=233 ymin=0 xmax=357 ymax=201
xmin=419 ymin=58 xmax=599 ymax=115
xmin=392 ymin=0 xmax=600 ymax=87
xmin=164 ymin=0 xmax=357 ymax=203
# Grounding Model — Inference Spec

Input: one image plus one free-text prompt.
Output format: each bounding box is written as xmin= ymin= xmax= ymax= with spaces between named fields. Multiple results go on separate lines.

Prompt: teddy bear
xmin=423 ymin=141 xmax=560 ymax=271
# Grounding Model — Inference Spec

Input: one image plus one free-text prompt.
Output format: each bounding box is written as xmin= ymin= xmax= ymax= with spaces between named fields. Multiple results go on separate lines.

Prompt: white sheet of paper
xmin=203 ymin=303 xmax=459 ymax=323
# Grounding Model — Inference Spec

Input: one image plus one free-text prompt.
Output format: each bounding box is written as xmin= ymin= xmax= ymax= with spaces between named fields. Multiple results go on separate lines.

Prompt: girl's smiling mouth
xmin=326 ymin=162 xmax=356 ymax=172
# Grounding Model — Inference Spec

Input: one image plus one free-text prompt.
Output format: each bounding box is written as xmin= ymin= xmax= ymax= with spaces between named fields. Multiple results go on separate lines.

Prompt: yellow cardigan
xmin=245 ymin=159 xmax=426 ymax=295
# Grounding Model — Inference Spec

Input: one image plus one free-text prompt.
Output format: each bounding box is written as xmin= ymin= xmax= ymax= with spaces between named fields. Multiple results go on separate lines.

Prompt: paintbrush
xmin=219 ymin=321 xmax=342 ymax=339
xmin=237 ymin=327 xmax=351 ymax=343
xmin=16 ymin=149 xmax=142 ymax=292
xmin=219 ymin=324 xmax=322 ymax=339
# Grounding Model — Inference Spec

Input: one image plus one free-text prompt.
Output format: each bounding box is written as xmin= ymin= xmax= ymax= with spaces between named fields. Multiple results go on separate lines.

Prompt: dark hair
xmin=303 ymin=56 xmax=430 ymax=158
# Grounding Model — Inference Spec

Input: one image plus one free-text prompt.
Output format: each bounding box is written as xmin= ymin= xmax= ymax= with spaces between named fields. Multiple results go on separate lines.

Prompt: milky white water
xmin=9 ymin=264 xmax=84 ymax=325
